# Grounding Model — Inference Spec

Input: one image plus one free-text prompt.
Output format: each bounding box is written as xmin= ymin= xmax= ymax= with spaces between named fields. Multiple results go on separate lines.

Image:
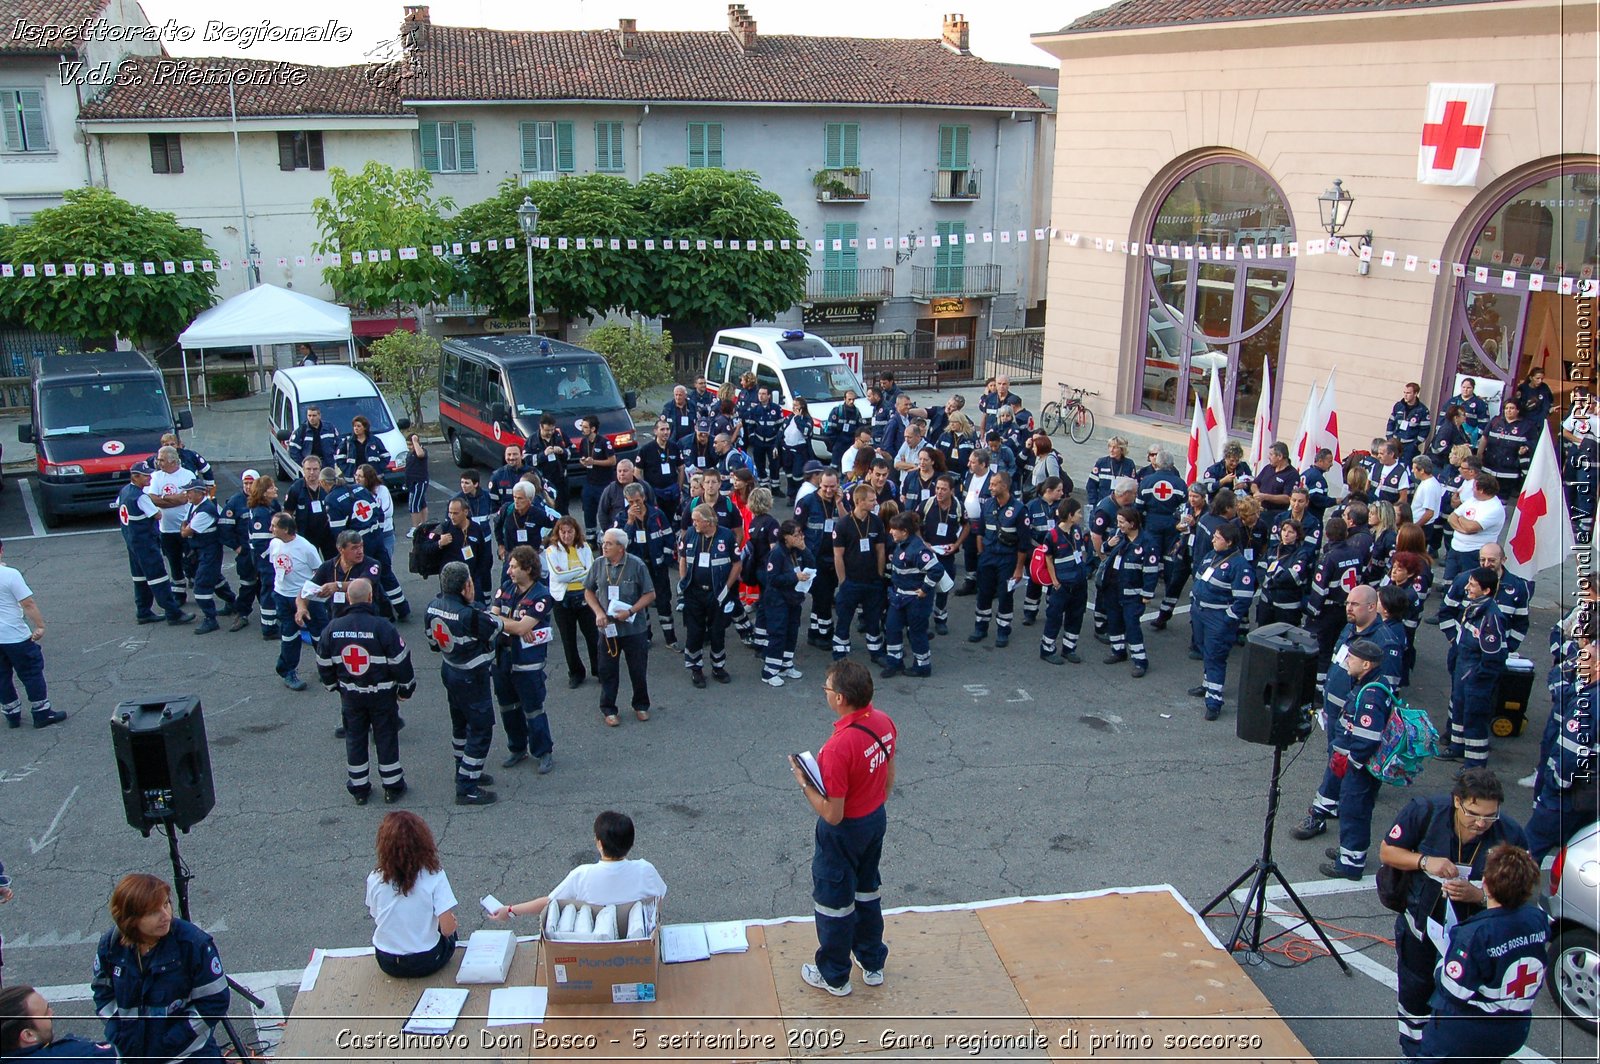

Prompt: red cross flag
xmin=1504 ymin=424 xmax=1573 ymax=580
xmin=1418 ymin=83 xmax=1494 ymax=187
xmin=1247 ymin=361 xmax=1274 ymax=470
xmin=1186 ymin=398 xmax=1218 ymax=486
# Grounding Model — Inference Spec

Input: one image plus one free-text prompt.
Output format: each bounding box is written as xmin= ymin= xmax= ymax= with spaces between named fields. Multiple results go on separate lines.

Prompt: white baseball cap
xmin=240 ymin=468 xmax=260 ymax=483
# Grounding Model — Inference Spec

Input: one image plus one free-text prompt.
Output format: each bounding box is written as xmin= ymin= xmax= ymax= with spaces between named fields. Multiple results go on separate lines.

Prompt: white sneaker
xmin=782 ymin=668 xmax=803 ymax=679
xmin=406 ymin=527 xmax=416 ymax=539
xmin=762 ymin=675 xmax=785 ymax=687
xmin=856 ymin=958 xmax=884 ymax=986
xmin=1517 ymin=772 xmax=1537 ymax=788
xmin=800 ymin=963 xmax=851 ymax=997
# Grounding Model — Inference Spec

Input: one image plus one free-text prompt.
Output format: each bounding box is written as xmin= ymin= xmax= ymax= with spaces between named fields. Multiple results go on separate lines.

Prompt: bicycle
xmin=1039 ymin=381 xmax=1097 ymax=444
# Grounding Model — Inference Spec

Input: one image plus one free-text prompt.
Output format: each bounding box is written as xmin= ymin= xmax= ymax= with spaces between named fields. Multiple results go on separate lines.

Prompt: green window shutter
xmin=278 ymin=130 xmax=297 ymax=171
xmin=149 ymin=133 xmax=169 ymax=174
xmin=595 ymin=121 xmax=622 ymax=171
xmin=455 ymin=122 xmax=475 ymax=171
xmin=841 ymin=123 xmax=859 ymax=168
xmin=706 ymin=123 xmax=723 ymax=168
xmin=824 ymin=123 xmax=842 ymax=169
xmin=306 ymin=131 xmax=323 ymax=171
xmin=419 ymin=122 xmax=440 ymax=172
xmin=938 ymin=124 xmax=969 ymax=169
xmin=16 ymin=90 xmax=45 ymax=150
xmin=555 ymin=121 xmax=575 ymax=172
xmin=519 ymin=122 xmax=539 ymax=171
xmin=609 ymin=122 xmax=624 ymax=170
xmin=0 ymin=91 xmax=20 ymax=151
xmin=687 ymin=123 xmax=704 ymax=167
xmin=823 ymin=222 xmax=845 ymax=271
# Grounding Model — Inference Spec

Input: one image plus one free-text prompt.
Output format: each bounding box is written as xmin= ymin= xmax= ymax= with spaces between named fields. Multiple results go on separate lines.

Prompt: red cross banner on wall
xmin=1418 ymin=83 xmax=1494 ymax=187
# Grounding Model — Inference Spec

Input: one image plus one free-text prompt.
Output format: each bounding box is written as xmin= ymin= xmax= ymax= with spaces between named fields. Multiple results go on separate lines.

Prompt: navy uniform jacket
xmin=1137 ymin=470 xmax=1187 ymax=531
xmin=1297 ymin=466 xmax=1333 ymax=517
xmin=978 ymin=495 xmax=1026 ymax=562
xmin=1269 ymin=508 xmax=1322 ymax=553
xmin=183 ymin=498 xmax=223 ymax=553
xmin=1324 ymin=620 xmax=1404 ymax=717
xmin=1334 ymin=680 xmax=1395 ymax=769
xmin=10 ymin=1034 xmax=121 ymax=1058
xmin=680 ymin=525 xmax=739 ymax=594
xmin=426 ymin=521 xmax=493 ymax=599
xmin=531 ymin=432 xmax=569 ymax=490
xmin=1087 ymin=455 xmax=1134 ymax=508
xmin=1192 ymin=548 xmax=1255 ymax=622
xmin=1306 ymin=539 xmax=1366 ymax=617
xmin=336 ymin=433 xmax=388 ymax=478
xmin=1440 ymin=569 xmax=1530 ymax=650
xmin=1388 ymin=400 xmax=1433 ymax=452
xmin=661 ymin=399 xmax=699 ymax=444
xmin=613 ymin=507 xmax=675 ymax=571
xmin=115 ymin=483 xmax=163 ymax=550
xmin=424 ymin=592 xmax=502 ymax=679
xmin=1088 ymin=496 xmax=1122 ymax=556
xmin=92 ymin=918 xmax=230 ymax=1062
xmin=1427 ymin=419 xmax=1472 ymax=469
xmin=493 ymin=580 xmax=556 ymax=673
xmin=1454 ymin=597 xmax=1508 ymax=680
xmin=1023 ymin=496 xmax=1056 ymax=546
xmin=823 ymin=404 xmax=863 ymax=449
xmin=1374 ymin=462 xmax=1411 ymax=504
xmin=1262 ymin=543 xmax=1315 ymax=610
xmin=218 ymin=490 xmax=251 ymax=553
xmin=1042 ymin=525 xmax=1090 ymax=586
xmin=761 ymin=545 xmax=811 ymax=607
xmin=284 ymin=480 xmax=331 ymax=548
xmin=1540 ymin=678 xmax=1595 ymax=791
xmin=1106 ymin=531 xmax=1161 ymax=600
xmin=488 ymin=458 xmax=535 ymax=509
xmin=746 ymin=401 xmax=783 ymax=448
xmin=245 ymin=503 xmax=279 ymax=567
xmin=321 ymin=483 xmax=355 ymax=537
xmin=1431 ymin=903 xmax=1549 ymax=1018
xmin=1202 ymin=459 xmax=1252 ymax=495
xmin=934 ymin=430 xmax=975 ymax=471
xmin=1513 ymin=380 xmax=1555 ymax=425
xmin=796 ymin=491 xmax=841 ymax=556
xmin=452 ymin=489 xmax=495 ymax=531
xmin=315 ymin=602 xmax=414 ymax=703
xmin=1386 ymin=793 xmax=1527 ymax=938
xmin=1481 ymin=416 xmax=1536 ymax=485
xmin=1446 ymin=394 xmax=1491 ymax=444
xmin=307 ymin=557 xmax=393 ymax=620
xmin=679 ymin=435 xmax=716 ymax=478
xmin=495 ymin=500 xmax=558 ymax=556
xmin=900 ymin=470 xmax=938 ymax=508
xmin=289 ymin=421 xmax=339 ymax=466
xmin=741 ymin=512 xmax=781 ymax=585
xmin=919 ymin=497 xmax=963 ymax=555
xmin=887 ymin=534 xmax=942 ymax=601
xmin=1190 ymin=512 xmax=1233 ymax=571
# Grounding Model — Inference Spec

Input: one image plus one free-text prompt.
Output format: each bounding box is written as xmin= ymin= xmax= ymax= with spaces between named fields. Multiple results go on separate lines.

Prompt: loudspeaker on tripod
xmin=110 ymin=695 xmax=214 ymax=836
xmin=1236 ymin=624 xmax=1318 ymax=747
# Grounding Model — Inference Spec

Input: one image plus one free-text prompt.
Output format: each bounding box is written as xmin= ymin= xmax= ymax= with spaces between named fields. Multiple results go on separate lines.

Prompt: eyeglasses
xmin=1459 ymin=807 xmax=1500 ymax=824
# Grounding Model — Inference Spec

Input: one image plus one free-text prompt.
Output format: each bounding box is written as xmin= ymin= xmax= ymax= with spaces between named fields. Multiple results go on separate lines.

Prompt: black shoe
xmin=869 ymin=653 xmax=888 ymax=667
xmin=502 ymin=751 xmax=530 ymax=769
xmin=455 ymin=790 xmax=498 ymax=806
xmin=31 ymin=709 xmax=66 ymax=729
xmin=934 ymin=621 xmax=949 ymax=636
xmin=135 ymin=612 xmax=161 ymax=625
xmin=334 ymin=725 xmax=346 ymax=739
xmin=1094 ymin=632 xmax=1112 ymax=645
xmin=1022 ymin=615 xmax=1037 ymax=627
xmin=1187 ymin=649 xmax=1203 ymax=661
xmin=352 ymin=791 xmax=370 ymax=806
xmin=1204 ymin=706 xmax=1221 ymax=721
xmin=954 ymin=581 xmax=977 ymax=597
xmin=1435 ymin=745 xmax=1465 ymax=762
xmin=1063 ymin=650 xmax=1082 ymax=664
xmin=3 ymin=712 xmax=19 ymax=729
xmin=384 ymin=785 xmax=406 ymax=803
xmin=167 ymin=611 xmax=195 ymax=626
xmin=217 ymin=602 xmax=236 ymax=617
xmin=228 ymin=615 xmax=250 ymax=633
xmin=193 ymin=618 xmax=219 ymax=635
xmin=1318 ymin=861 xmax=1362 ymax=881
xmin=1187 ymin=685 xmax=1206 ymax=697
xmin=691 ymin=669 xmax=707 ymax=689
xmin=261 ymin=628 xmax=278 ymax=641
xmin=567 ymin=674 xmax=585 ymax=689
xmin=1131 ymin=664 xmax=1147 ymax=678
xmin=1102 ymin=653 xmax=1127 ymax=665
xmin=1150 ymin=612 xmax=1171 ymax=631
xmin=968 ymin=630 xmax=987 ymax=643
xmin=474 ymin=773 xmax=496 ymax=787
xmin=880 ymin=662 xmax=903 ymax=679
xmin=1290 ymin=815 xmax=1328 ymax=840
xmin=1040 ymin=650 xmax=1062 ymax=665
xmin=712 ymin=669 xmax=731 ymax=684
xmin=905 ymin=666 xmax=931 ymax=678
xmin=1424 ymin=616 xmax=1442 ymax=626
xmin=1325 ymin=846 xmax=1340 ymax=861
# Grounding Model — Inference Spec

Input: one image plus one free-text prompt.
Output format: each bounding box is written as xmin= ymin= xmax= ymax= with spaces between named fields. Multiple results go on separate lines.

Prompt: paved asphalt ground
xmin=0 ymin=402 xmax=1594 ymax=1061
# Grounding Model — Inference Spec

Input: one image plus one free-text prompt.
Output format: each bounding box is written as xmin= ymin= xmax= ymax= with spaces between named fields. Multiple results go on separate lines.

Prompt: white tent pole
xmin=200 ymin=348 xmax=208 ymax=410
xmin=348 ymin=337 xmax=356 ymax=367
xmin=180 ymin=347 xmax=192 ymax=408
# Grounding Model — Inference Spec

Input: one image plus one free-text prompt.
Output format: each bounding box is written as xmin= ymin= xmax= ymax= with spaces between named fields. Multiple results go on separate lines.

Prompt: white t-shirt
xmin=548 ymin=859 xmax=667 ymax=908
xmin=146 ymin=466 xmax=192 ymax=534
xmin=373 ymin=485 xmax=395 ymax=532
xmin=0 ymin=565 xmax=33 ymax=643
xmin=1411 ymin=476 xmax=1445 ymax=525
xmin=1563 ymin=410 xmax=1600 ymax=440
xmin=268 ymin=536 xmax=324 ymax=596
xmin=1450 ymin=493 xmax=1505 ymax=552
xmin=366 ymin=867 xmax=457 ymax=955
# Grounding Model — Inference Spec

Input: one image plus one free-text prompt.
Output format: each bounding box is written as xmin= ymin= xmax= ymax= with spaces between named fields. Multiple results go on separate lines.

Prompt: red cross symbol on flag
xmin=1151 ymin=480 xmax=1175 ymax=502
xmin=1340 ymin=567 xmax=1361 ymax=592
xmin=1418 ymin=84 xmax=1494 ymax=187
xmin=353 ymin=501 xmax=373 ymax=523
xmin=430 ymin=619 xmax=454 ymax=651
xmin=341 ymin=644 xmax=370 ymax=676
xmin=1422 ymin=101 xmax=1485 ymax=170
xmin=1504 ymin=960 xmax=1542 ymax=999
xmin=1508 ymin=489 xmax=1546 ymax=566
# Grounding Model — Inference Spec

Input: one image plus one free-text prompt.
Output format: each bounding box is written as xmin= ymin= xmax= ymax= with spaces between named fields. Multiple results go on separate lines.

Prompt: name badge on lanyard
xmin=462 ymin=545 xmax=474 ymax=561
xmin=310 ymin=500 xmax=323 ymax=514
xmin=515 ymin=529 xmax=528 ymax=543
xmin=859 ymin=537 xmax=871 ymax=553
xmin=697 ymin=552 xmax=711 ymax=568
xmin=661 ymin=461 xmax=672 ymax=477
xmin=936 ymin=521 xmax=948 ymax=537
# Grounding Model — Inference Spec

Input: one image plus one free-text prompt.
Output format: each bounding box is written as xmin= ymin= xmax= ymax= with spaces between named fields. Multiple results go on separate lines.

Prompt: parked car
xmin=436 ymin=334 xmax=638 ymax=474
xmin=702 ymin=327 xmax=871 ymax=458
xmin=267 ymin=366 xmax=409 ymax=485
xmin=18 ymin=351 xmax=192 ymax=527
xmin=1545 ymin=820 xmax=1600 ymax=1032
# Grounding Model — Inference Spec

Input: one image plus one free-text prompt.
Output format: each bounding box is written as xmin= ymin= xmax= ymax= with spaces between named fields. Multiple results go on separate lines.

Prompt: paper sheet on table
xmin=704 ymin=921 xmax=749 ymax=954
xmin=403 ymin=987 xmax=469 ymax=1035
xmin=659 ymin=922 xmax=711 ymax=963
xmin=487 ymin=986 xmax=548 ymax=1027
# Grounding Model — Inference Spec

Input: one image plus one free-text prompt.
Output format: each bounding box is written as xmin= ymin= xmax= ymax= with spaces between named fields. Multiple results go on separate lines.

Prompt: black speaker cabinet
xmin=111 ymin=695 xmax=214 ymax=835
xmin=1237 ymin=624 xmax=1319 ymax=747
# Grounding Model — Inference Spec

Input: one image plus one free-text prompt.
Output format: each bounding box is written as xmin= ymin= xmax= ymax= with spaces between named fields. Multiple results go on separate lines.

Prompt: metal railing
xmin=814 ymin=168 xmax=871 ymax=201
xmin=932 ymin=168 xmax=981 ymax=200
xmin=804 ymin=267 xmax=894 ymax=303
xmin=433 ymin=293 xmax=495 ymax=318
xmin=910 ymin=263 xmax=1002 ymax=299
xmin=981 ymin=327 xmax=1045 ymax=385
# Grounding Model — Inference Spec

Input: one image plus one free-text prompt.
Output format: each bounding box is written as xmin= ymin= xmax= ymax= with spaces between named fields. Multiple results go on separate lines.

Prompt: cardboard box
xmin=540 ymin=897 xmax=661 ymax=1004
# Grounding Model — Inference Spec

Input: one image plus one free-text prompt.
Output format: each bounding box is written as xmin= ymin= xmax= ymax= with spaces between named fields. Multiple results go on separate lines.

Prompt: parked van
xmin=268 ymin=366 xmax=410 ymax=484
xmin=702 ymin=328 xmax=871 ymax=457
xmin=437 ymin=334 xmax=638 ymax=473
xmin=18 ymin=351 xmax=192 ymax=527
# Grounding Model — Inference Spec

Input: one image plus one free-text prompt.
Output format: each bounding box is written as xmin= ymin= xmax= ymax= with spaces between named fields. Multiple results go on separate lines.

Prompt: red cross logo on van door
xmin=1151 ymin=480 xmax=1175 ymax=502
xmin=341 ymin=645 xmax=370 ymax=676
xmin=102 ymin=440 xmax=124 ymax=455
xmin=493 ymin=422 xmax=503 ymax=442
xmin=430 ymin=619 xmax=454 ymax=651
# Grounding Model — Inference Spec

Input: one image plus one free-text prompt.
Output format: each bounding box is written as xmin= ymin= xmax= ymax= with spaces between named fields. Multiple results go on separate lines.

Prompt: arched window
xmin=1134 ymin=158 xmax=1295 ymax=433
xmin=1442 ymin=160 xmax=1599 ymax=405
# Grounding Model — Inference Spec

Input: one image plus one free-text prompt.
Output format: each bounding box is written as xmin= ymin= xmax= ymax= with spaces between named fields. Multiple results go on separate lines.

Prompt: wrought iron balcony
xmin=910 ymin=263 xmax=1001 ymax=299
xmin=814 ymin=168 xmax=871 ymax=202
xmin=805 ymin=267 xmax=894 ymax=302
xmin=932 ymin=168 xmax=981 ymax=201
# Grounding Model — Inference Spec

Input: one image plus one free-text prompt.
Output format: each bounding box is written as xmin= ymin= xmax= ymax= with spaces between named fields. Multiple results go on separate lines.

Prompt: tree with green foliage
xmin=0 ymin=188 xmax=218 ymax=345
xmin=311 ymin=163 xmax=457 ymax=319
xmin=366 ymin=328 xmax=441 ymax=431
xmin=454 ymin=175 xmax=651 ymax=323
xmin=583 ymin=321 xmax=674 ymax=395
xmin=633 ymin=167 xmax=807 ymax=333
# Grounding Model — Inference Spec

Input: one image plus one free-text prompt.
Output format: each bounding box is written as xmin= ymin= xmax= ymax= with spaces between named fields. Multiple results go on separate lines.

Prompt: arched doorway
xmin=1439 ymin=158 xmax=1599 ymax=419
xmin=1132 ymin=156 xmax=1295 ymax=433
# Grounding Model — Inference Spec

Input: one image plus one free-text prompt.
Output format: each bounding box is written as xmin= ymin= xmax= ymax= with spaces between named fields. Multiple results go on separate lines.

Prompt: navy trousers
xmin=446 ymin=673 xmax=494 ymax=794
xmin=1197 ymin=608 xmax=1238 ymax=712
xmin=811 ymin=806 xmax=888 ymax=989
xmin=834 ymin=579 xmax=884 ymax=658
xmin=1415 ymin=1009 xmax=1530 ymax=1064
xmin=883 ymin=593 xmax=932 ymax=672
xmin=0 ymin=639 xmax=49 ymax=721
xmin=494 ymin=659 xmax=552 ymax=759
xmin=1332 ymin=765 xmax=1381 ymax=872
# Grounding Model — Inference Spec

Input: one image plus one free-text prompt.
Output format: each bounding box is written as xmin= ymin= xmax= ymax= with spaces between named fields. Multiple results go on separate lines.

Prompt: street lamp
xmin=1317 ymin=178 xmax=1373 ymax=276
xmin=517 ymin=197 xmax=540 ymax=336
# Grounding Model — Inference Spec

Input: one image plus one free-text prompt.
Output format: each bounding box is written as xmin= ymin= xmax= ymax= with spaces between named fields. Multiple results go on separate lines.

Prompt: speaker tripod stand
xmin=1199 ymin=743 xmax=1352 ymax=975
xmin=160 ymin=821 xmax=269 ymax=1058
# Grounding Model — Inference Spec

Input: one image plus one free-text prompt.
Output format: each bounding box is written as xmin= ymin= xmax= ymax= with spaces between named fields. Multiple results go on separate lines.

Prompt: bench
xmin=865 ymin=358 xmax=943 ymax=392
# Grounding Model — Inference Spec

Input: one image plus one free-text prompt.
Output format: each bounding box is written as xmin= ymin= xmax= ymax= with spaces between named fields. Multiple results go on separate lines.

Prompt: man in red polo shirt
xmin=789 ymin=659 xmax=897 ymax=997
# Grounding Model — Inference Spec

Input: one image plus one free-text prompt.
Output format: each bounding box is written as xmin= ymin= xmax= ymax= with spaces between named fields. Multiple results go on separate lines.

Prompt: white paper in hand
xmin=481 ymin=895 xmax=502 ymax=916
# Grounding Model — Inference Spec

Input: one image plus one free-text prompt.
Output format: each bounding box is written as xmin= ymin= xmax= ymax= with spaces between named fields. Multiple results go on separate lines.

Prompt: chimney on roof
xmin=942 ymin=13 xmax=970 ymax=55
xmin=617 ymin=18 xmax=638 ymax=57
xmin=727 ymin=4 xmax=758 ymax=51
xmin=402 ymin=5 xmax=430 ymax=25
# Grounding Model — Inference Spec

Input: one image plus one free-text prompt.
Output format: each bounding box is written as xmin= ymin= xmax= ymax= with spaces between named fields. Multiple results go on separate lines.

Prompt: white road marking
xmin=11 ymin=920 xmax=228 ymax=952
xmin=0 ymin=759 xmax=40 ymax=783
xmin=18 ymin=479 xmax=47 ymax=538
xmin=28 ymin=784 xmax=79 ymax=854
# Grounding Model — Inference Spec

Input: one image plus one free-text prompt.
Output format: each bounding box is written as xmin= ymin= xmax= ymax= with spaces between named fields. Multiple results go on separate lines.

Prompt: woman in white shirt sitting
xmin=542 ymin=516 xmax=599 ymax=689
xmin=365 ymin=811 xmax=458 ymax=978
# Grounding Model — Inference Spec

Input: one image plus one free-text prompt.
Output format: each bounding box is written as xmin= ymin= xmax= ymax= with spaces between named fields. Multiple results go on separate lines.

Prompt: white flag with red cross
xmin=1418 ymin=83 xmax=1494 ymax=187
xmin=1204 ymin=369 xmax=1228 ymax=462
xmin=1293 ymin=380 xmax=1322 ymax=468
xmin=1504 ymin=425 xmax=1573 ymax=580
xmin=1248 ymin=361 xmax=1274 ymax=470
xmin=1186 ymin=396 xmax=1217 ymax=486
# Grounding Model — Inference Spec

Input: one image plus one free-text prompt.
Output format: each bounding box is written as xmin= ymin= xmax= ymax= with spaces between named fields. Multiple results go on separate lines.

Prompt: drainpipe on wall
xmin=638 ymin=104 xmax=648 ymax=180
xmin=67 ymin=53 xmax=93 ymax=186
xmin=990 ymin=115 xmax=1002 ymax=342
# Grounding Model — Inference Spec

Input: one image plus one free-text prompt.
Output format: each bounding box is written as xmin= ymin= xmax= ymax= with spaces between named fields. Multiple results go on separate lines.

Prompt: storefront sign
xmin=931 ymin=298 xmax=966 ymax=316
xmin=486 ymin=317 xmax=533 ymax=332
xmin=803 ymin=303 xmax=878 ymax=328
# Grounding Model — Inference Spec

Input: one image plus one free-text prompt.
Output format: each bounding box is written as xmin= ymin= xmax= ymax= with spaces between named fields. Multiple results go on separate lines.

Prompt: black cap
xmin=1346 ymin=638 xmax=1385 ymax=664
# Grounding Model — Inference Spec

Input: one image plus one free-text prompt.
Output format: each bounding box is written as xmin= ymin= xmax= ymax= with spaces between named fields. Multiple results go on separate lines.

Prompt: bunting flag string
xmin=0 ymin=223 xmax=1593 ymax=299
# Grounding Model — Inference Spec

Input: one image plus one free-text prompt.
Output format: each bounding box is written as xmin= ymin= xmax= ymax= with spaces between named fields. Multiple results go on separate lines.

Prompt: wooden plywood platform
xmin=274 ymin=888 xmax=1315 ymax=1063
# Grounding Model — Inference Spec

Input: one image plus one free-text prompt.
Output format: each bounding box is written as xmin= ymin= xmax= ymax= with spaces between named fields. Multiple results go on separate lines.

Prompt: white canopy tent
xmin=177 ymin=284 xmax=356 ymax=406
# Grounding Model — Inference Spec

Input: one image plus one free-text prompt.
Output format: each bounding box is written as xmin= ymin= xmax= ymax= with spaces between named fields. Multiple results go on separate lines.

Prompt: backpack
xmin=409 ymin=522 xmax=444 ymax=577
xmin=1028 ymin=542 xmax=1054 ymax=587
xmin=1361 ymin=681 xmax=1441 ymax=786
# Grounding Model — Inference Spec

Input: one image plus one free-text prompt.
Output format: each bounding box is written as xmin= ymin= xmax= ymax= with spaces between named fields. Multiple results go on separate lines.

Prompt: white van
xmin=702 ymin=328 xmax=871 ymax=457
xmin=267 ymin=366 xmax=410 ymax=484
